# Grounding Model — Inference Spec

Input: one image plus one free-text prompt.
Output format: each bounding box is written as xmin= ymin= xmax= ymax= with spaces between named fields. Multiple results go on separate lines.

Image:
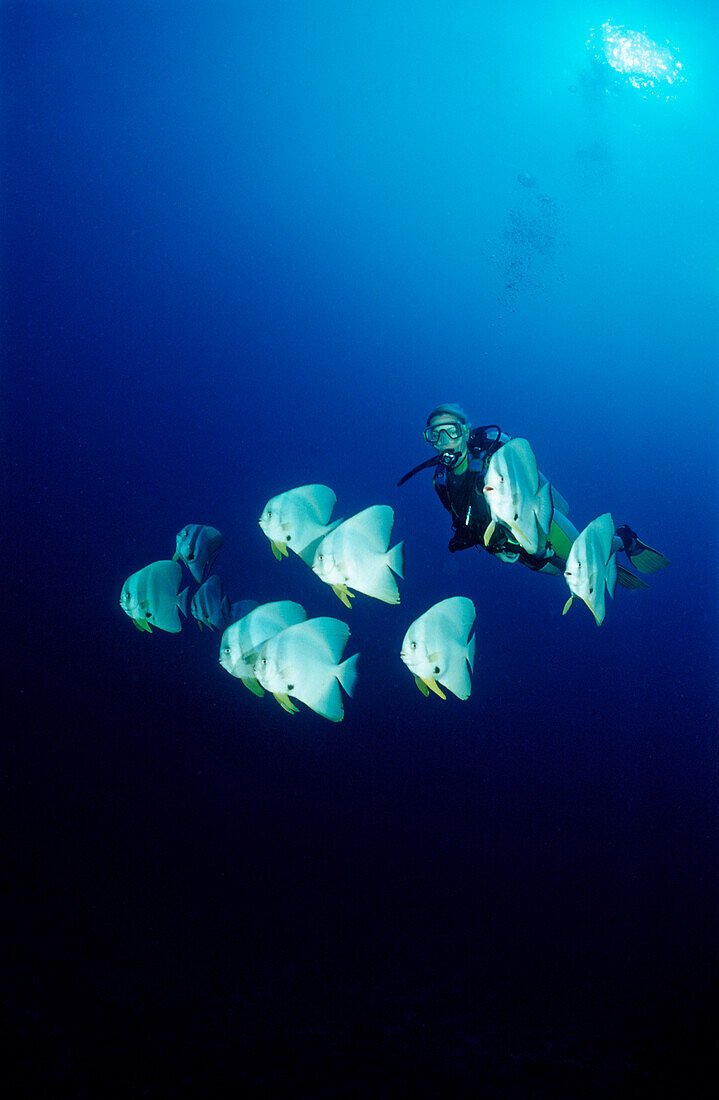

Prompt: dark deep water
xmin=3 ymin=2 xmax=719 ymax=1095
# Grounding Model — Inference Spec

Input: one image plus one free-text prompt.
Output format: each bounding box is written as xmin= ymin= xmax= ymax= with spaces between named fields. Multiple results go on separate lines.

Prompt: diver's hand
xmin=448 ymin=531 xmax=476 ymax=553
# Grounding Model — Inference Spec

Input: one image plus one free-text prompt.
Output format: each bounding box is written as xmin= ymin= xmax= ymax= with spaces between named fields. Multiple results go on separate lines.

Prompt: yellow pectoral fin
xmin=273 ymin=691 xmax=299 ymax=714
xmin=241 ymin=677 xmax=265 ymax=698
xmin=562 ymin=596 xmax=574 ymax=615
xmin=483 ymin=520 xmax=496 ymax=547
xmin=172 ymin=551 xmax=179 ymax=562
xmin=332 ymin=584 xmax=355 ymax=609
xmin=271 ymin=540 xmax=288 ymax=561
xmin=424 ymin=677 xmax=447 ymax=700
xmin=414 ymin=675 xmax=430 ymax=697
xmin=133 ymin=617 xmax=152 ymax=633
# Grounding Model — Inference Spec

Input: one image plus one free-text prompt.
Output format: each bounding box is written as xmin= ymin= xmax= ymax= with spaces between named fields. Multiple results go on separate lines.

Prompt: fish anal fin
xmin=425 ymin=677 xmax=447 ymax=700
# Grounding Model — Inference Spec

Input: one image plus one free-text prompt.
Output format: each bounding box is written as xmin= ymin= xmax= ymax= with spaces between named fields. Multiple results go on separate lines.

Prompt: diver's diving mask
xmin=424 ymin=420 xmax=465 ymax=445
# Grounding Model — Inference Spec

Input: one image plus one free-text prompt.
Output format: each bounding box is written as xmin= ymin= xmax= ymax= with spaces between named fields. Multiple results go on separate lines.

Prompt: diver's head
xmin=424 ymin=403 xmax=471 ymax=469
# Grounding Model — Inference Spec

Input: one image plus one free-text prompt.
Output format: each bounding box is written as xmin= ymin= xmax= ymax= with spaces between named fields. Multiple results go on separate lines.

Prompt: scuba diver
xmin=398 ymin=403 xmax=669 ymax=588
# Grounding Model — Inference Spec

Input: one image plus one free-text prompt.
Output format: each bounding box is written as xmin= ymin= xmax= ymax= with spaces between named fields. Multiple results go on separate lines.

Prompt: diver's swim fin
xmin=616 ymin=564 xmax=649 ymax=590
xmin=616 ymin=525 xmax=670 ymax=574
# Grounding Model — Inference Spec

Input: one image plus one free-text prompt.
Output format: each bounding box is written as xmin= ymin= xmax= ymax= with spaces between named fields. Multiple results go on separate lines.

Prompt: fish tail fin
xmin=337 ymin=652 xmax=360 ymax=698
xmin=177 ymin=587 xmax=190 ymax=618
xmin=386 ymin=539 xmax=405 ymax=579
xmin=466 ymin=632 xmax=476 ymax=673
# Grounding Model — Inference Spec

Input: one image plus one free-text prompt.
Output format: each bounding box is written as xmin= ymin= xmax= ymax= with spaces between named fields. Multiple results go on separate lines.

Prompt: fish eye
xmin=267 ymin=511 xmax=272 ymax=517
xmin=410 ymin=642 xmax=416 ymax=649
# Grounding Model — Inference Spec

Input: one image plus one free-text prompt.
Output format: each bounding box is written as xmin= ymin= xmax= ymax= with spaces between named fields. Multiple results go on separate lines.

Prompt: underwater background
xmin=4 ymin=1 xmax=718 ymax=1094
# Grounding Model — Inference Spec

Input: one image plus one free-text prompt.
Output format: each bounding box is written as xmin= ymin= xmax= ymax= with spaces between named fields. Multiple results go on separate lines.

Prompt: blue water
xmin=4 ymin=2 xmax=718 ymax=1093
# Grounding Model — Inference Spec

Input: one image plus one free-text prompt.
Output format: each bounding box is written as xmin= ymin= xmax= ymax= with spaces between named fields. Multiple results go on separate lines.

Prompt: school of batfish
xmin=119 ymin=480 xmax=629 ymax=721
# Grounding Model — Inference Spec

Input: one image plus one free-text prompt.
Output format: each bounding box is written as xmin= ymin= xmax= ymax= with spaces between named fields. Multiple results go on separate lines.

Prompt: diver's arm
xmin=448 ymin=527 xmax=480 ymax=552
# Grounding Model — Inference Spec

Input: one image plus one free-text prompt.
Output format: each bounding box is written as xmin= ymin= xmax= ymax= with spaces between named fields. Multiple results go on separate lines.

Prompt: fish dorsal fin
xmin=489 ymin=437 xmax=536 ymax=493
xmin=287 ymin=484 xmax=337 ymax=525
xmin=203 ymin=574 xmax=223 ymax=599
xmin=286 ymin=616 xmax=350 ymax=664
xmin=230 ymin=599 xmax=258 ymax=623
xmin=335 ymin=505 xmax=395 ymax=552
xmin=418 ymin=597 xmax=476 ymax=644
xmin=239 ymin=601 xmax=307 ymax=651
